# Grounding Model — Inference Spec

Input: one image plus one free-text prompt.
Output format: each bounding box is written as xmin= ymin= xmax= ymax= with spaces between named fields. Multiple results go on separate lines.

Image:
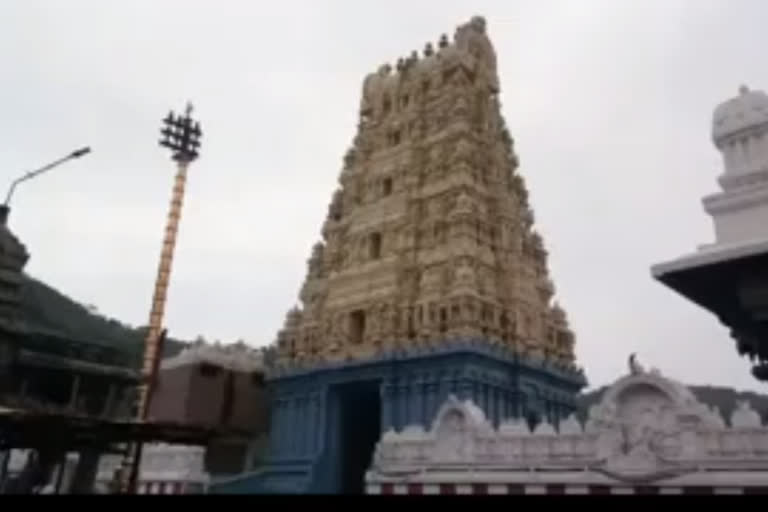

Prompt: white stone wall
xmin=366 ymin=366 xmax=768 ymax=492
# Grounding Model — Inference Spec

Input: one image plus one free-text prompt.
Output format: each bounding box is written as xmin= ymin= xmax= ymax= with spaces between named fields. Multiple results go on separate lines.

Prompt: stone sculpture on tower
xmin=215 ymin=16 xmax=587 ymax=495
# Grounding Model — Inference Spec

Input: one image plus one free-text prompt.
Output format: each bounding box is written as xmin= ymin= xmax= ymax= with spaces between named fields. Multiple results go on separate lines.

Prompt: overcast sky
xmin=2 ymin=0 xmax=767 ymax=393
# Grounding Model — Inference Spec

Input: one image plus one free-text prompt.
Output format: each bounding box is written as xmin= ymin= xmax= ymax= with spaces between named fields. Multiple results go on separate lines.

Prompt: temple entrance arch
xmin=331 ymin=380 xmax=381 ymax=494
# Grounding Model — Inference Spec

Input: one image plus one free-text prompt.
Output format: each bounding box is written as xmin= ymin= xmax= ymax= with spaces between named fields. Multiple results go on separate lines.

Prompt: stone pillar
xmin=392 ymin=379 xmax=403 ymax=428
xmin=314 ymin=392 xmax=325 ymax=456
xmin=308 ymin=393 xmax=325 ymax=455
xmin=470 ymin=381 xmax=479 ymax=405
xmin=457 ymin=380 xmax=473 ymax=402
xmin=410 ymin=378 xmax=423 ymax=426
xmin=493 ymin=387 xmax=502 ymax=426
xmin=297 ymin=397 xmax=307 ymax=456
xmin=380 ymin=383 xmax=393 ymax=432
xmin=480 ymin=383 xmax=489 ymax=418
xmin=396 ymin=380 xmax=408 ymax=431
xmin=425 ymin=381 xmax=439 ymax=426
xmin=283 ymin=398 xmax=293 ymax=455
xmin=485 ymin=385 xmax=493 ymax=425
xmin=286 ymin=397 xmax=296 ymax=456
xmin=272 ymin=399 xmax=285 ymax=455
xmin=440 ymin=375 xmax=451 ymax=403
xmin=300 ymin=396 xmax=310 ymax=456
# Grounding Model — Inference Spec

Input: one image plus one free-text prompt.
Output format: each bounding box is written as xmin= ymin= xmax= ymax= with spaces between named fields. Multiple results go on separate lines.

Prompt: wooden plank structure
xmin=0 ymin=408 xmax=223 ymax=450
xmin=0 ymin=407 xmax=242 ymax=494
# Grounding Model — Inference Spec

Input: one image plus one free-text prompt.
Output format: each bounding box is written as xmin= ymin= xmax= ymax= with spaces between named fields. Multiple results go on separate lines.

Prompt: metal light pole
xmin=119 ymin=103 xmax=202 ymax=494
xmin=2 ymin=147 xmax=91 ymax=223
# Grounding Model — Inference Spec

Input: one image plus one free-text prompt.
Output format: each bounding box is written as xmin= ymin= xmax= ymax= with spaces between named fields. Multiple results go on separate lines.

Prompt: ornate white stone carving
xmin=652 ymin=85 xmax=768 ymax=280
xmin=367 ymin=367 xmax=768 ymax=488
xmin=713 ymin=86 xmax=768 ymax=157
xmin=533 ymin=421 xmax=556 ymax=436
xmin=558 ymin=414 xmax=584 ymax=435
xmin=706 ymin=85 xmax=768 ymax=247
xmin=161 ymin=341 xmax=265 ymax=373
xmin=731 ymin=400 xmax=763 ymax=428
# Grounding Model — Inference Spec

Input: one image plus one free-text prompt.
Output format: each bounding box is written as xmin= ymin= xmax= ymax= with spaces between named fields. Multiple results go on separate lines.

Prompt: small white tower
xmin=705 ymin=85 xmax=768 ymax=247
xmin=652 ymin=85 xmax=768 ymax=383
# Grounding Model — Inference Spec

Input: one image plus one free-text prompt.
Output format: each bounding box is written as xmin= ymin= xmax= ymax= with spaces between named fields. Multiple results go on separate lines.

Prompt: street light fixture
xmin=159 ymin=104 xmax=202 ymax=162
xmin=120 ymin=102 xmax=202 ymax=494
xmin=3 ymin=147 xmax=91 ymax=207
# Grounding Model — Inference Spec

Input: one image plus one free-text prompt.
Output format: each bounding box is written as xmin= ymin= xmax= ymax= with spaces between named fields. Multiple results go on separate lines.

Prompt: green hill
xmin=18 ymin=274 xmax=189 ymax=366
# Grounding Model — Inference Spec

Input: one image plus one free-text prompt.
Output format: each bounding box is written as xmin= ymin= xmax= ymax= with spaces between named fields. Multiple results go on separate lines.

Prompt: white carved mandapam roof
xmin=367 ymin=365 xmax=768 ymax=487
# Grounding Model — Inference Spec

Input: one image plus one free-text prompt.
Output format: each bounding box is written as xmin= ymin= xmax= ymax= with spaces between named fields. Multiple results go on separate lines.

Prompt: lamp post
xmin=120 ymin=103 xmax=202 ymax=494
xmin=1 ymin=147 xmax=91 ymax=224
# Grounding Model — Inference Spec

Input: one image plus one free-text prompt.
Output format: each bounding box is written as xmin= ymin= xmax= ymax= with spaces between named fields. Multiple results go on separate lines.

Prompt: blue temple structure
xmin=213 ymin=341 xmax=585 ymax=494
xmin=212 ymin=16 xmax=588 ymax=494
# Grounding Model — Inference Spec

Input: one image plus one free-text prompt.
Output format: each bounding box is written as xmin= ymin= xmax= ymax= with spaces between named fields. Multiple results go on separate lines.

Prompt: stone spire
xmin=275 ymin=16 xmax=576 ymax=369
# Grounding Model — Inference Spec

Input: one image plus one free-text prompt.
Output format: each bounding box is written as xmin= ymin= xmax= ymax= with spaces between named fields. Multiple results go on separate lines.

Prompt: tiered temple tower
xmin=219 ymin=16 xmax=587 ymax=495
xmin=276 ymin=17 xmax=578 ymax=368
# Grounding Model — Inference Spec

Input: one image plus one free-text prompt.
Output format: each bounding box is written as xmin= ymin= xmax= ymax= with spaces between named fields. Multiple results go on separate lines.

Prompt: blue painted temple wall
xmin=211 ymin=341 xmax=587 ymax=494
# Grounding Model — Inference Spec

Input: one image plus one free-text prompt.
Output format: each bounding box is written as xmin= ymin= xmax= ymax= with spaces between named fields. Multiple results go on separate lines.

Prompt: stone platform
xmin=210 ymin=340 xmax=585 ymax=494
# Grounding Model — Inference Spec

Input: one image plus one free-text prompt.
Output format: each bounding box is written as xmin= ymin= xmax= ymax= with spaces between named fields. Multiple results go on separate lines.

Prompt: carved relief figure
xmin=435 ymin=409 xmax=471 ymax=462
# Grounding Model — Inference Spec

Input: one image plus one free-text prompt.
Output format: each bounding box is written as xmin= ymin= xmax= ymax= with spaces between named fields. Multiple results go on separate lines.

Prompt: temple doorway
xmin=335 ymin=381 xmax=381 ymax=494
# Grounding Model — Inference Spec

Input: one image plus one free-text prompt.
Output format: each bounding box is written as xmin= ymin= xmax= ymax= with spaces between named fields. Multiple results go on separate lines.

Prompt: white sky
xmin=2 ymin=0 xmax=767 ymax=392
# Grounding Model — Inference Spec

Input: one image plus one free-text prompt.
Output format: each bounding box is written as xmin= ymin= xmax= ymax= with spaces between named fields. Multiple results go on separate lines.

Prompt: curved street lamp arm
xmin=3 ymin=147 xmax=91 ymax=207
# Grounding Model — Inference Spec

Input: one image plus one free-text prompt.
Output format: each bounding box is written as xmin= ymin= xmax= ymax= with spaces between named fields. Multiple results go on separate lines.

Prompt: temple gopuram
xmin=215 ymin=16 xmax=586 ymax=495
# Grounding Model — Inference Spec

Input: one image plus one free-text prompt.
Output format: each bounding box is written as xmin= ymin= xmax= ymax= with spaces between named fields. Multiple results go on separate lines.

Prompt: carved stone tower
xmin=217 ymin=16 xmax=587 ymax=495
xmin=276 ymin=16 xmax=577 ymax=370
